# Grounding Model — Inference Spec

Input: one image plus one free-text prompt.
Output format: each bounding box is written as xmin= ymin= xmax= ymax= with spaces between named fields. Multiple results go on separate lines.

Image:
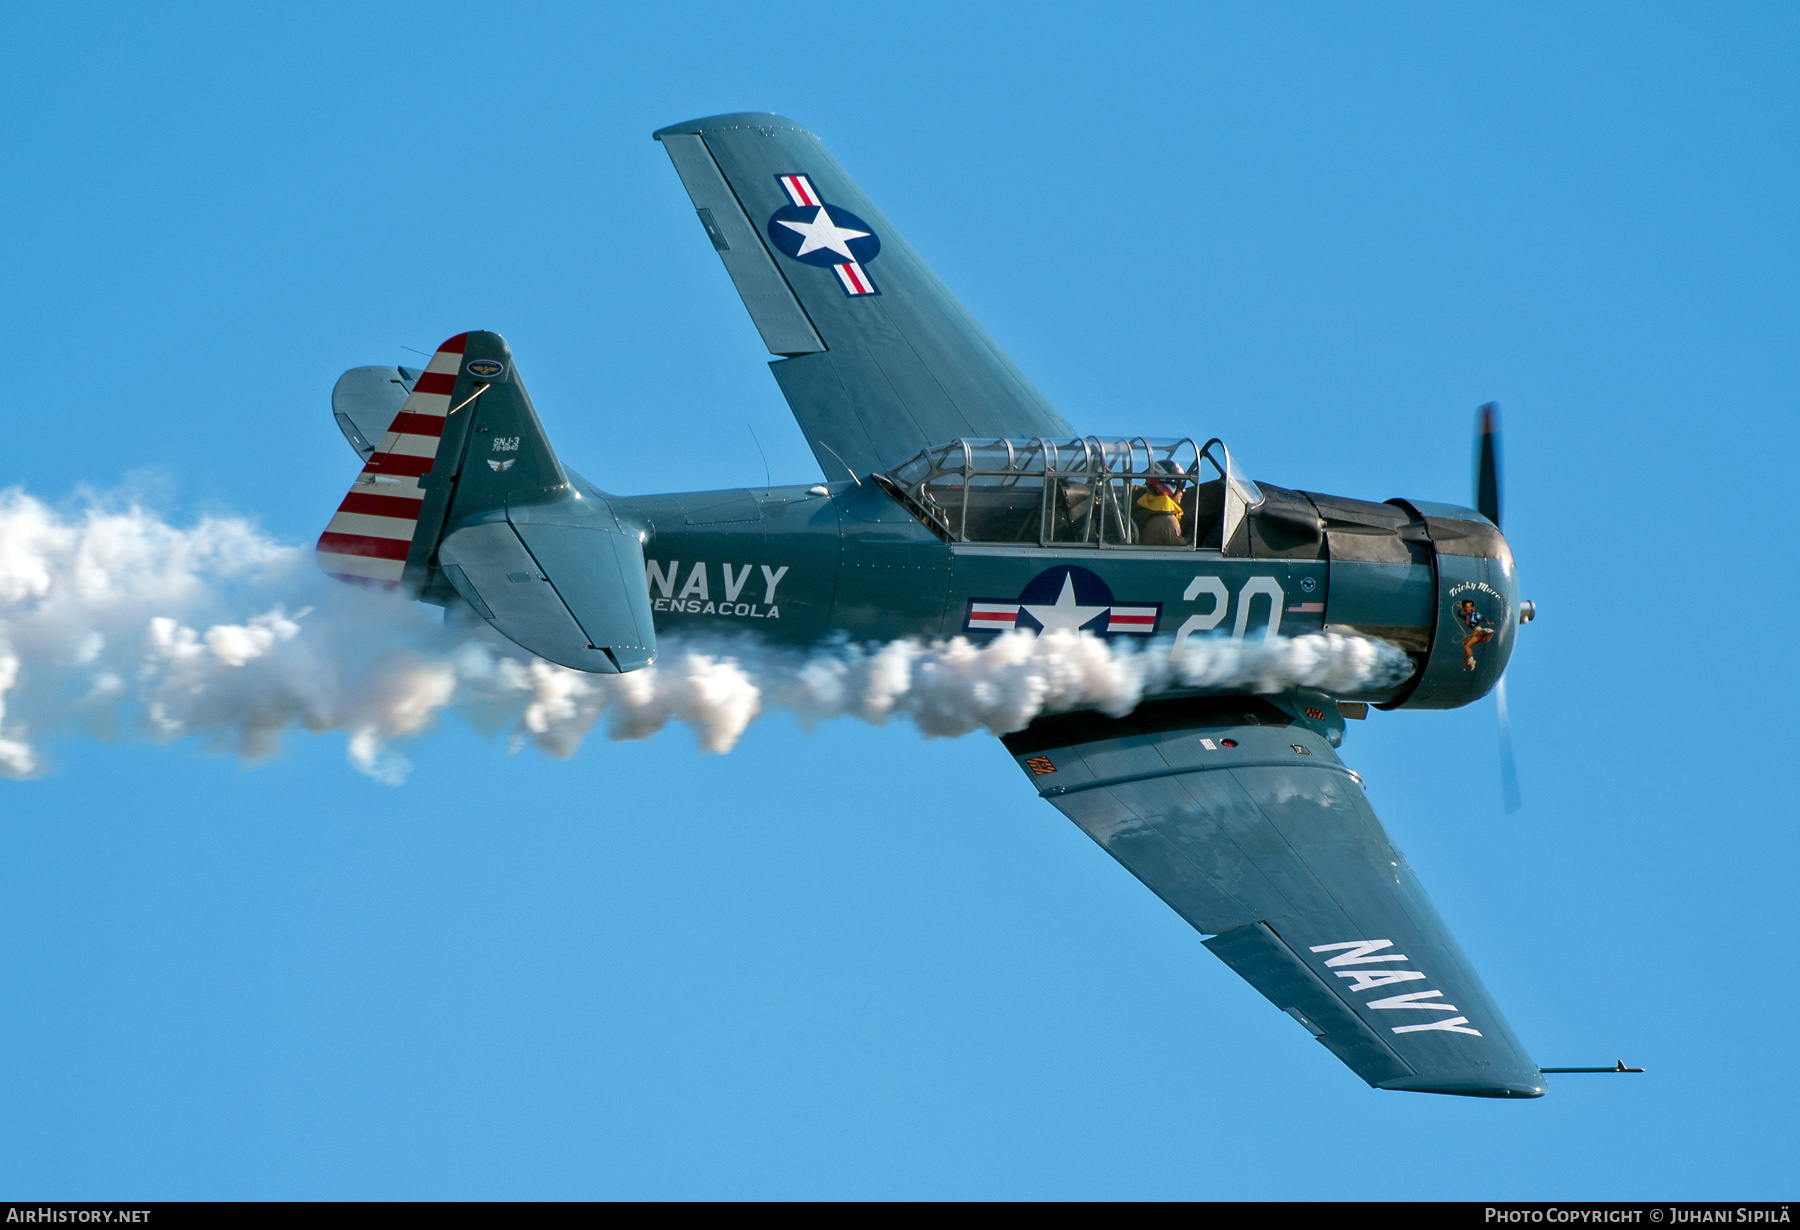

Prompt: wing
xmin=654 ymin=113 xmax=1072 ymax=479
xmin=1002 ymin=695 xmax=1545 ymax=1098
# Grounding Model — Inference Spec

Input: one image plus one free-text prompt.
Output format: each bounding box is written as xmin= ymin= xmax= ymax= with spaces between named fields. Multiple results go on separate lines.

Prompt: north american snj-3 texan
xmin=315 ymin=113 xmax=1637 ymax=1099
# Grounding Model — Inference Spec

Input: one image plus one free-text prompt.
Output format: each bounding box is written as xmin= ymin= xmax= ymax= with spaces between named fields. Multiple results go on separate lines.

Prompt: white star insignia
xmin=777 ymin=206 xmax=869 ymax=261
xmin=1021 ymin=574 xmax=1110 ymax=633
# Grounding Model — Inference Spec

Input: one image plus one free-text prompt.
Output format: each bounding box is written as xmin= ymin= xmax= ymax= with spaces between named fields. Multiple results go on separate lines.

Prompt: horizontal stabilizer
xmin=439 ymin=521 xmax=652 ymax=674
xmin=332 ymin=365 xmax=422 ymax=460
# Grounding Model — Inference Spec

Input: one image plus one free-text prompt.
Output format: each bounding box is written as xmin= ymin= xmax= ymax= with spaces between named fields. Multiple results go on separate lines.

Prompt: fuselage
xmin=605 ymin=472 xmax=1519 ymax=711
xmin=326 ymin=332 xmax=1516 ymax=711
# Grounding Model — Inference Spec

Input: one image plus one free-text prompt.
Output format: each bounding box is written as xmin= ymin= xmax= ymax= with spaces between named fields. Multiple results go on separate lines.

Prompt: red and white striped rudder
xmin=315 ymin=333 xmax=468 ymax=587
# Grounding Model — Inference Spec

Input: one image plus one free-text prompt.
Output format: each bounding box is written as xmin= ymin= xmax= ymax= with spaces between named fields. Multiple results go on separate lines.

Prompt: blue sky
xmin=3 ymin=0 xmax=1797 ymax=1199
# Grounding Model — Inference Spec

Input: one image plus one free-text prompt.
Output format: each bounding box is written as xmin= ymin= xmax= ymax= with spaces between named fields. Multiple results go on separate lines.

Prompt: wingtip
xmin=1377 ymin=1074 xmax=1548 ymax=1098
xmin=653 ymin=112 xmax=815 ymax=141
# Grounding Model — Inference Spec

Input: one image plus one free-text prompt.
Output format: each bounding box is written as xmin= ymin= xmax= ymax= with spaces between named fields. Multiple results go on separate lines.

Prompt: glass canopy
xmin=875 ymin=437 xmax=1263 ymax=550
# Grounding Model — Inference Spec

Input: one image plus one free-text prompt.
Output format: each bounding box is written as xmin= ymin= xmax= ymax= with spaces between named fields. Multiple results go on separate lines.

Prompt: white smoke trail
xmin=0 ymin=488 xmax=1414 ymax=784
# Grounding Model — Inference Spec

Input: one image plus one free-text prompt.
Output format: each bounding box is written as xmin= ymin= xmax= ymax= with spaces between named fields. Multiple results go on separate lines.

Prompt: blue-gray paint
xmin=657 ymin=112 xmax=1071 ymax=478
xmin=315 ymin=114 xmax=1545 ymax=1099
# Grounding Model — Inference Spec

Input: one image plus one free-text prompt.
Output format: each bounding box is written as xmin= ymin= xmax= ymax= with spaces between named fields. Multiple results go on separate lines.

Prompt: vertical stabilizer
xmin=315 ymin=331 xmax=656 ymax=674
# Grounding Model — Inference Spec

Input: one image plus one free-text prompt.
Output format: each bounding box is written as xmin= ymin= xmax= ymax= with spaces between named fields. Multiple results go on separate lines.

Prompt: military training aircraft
xmin=315 ymin=113 xmax=1582 ymax=1099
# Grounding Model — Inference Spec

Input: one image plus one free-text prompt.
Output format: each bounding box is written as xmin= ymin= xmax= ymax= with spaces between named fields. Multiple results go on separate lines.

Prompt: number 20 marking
xmin=1173 ymin=576 xmax=1286 ymax=653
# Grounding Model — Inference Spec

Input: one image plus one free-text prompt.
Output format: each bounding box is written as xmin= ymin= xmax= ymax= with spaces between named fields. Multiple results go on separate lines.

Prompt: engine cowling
xmin=1379 ymin=499 xmax=1518 ymax=710
xmin=1307 ymin=492 xmax=1518 ymax=709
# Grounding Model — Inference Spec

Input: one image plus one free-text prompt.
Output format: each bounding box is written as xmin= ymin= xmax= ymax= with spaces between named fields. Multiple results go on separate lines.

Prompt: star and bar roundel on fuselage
xmin=766 ymin=173 xmax=882 ymax=297
xmin=965 ymin=565 xmax=1162 ymax=636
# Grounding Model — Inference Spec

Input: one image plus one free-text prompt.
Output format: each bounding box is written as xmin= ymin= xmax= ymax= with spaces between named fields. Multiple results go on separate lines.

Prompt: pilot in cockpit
xmin=1132 ymin=466 xmax=1188 ymax=545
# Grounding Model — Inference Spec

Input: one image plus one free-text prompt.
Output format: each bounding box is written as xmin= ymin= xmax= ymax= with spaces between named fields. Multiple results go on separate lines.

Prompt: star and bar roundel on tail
xmin=316 ymin=333 xmax=468 ymax=586
xmin=766 ymin=174 xmax=881 ymax=297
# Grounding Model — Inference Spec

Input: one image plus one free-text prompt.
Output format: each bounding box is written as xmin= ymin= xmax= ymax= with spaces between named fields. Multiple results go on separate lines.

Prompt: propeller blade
xmin=1475 ymin=402 xmax=1518 ymax=811
xmin=1496 ymin=674 xmax=1522 ymax=814
xmin=1476 ymin=402 xmax=1501 ymax=529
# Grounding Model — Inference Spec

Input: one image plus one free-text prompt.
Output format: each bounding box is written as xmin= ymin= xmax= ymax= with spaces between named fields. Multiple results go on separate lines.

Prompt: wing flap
xmin=766 ymin=350 xmax=888 ymax=480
